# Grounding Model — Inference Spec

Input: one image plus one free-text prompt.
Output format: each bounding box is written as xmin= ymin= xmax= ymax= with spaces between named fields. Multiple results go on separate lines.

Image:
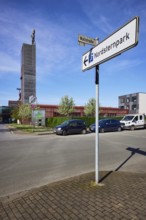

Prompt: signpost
xmin=82 ymin=17 xmax=139 ymax=71
xmin=80 ymin=16 xmax=139 ymax=184
xmin=78 ymin=34 xmax=98 ymax=46
xmin=29 ymin=95 xmax=37 ymax=104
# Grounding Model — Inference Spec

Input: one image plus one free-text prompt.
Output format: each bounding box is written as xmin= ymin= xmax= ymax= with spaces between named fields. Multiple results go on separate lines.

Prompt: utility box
xmin=32 ymin=110 xmax=45 ymax=126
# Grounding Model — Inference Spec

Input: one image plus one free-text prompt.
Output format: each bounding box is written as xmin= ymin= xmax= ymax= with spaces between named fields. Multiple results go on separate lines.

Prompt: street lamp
xmin=16 ymin=88 xmax=21 ymax=101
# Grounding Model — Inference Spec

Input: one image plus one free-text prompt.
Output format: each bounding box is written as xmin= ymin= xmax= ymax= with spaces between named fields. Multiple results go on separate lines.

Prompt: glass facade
xmin=0 ymin=106 xmax=12 ymax=123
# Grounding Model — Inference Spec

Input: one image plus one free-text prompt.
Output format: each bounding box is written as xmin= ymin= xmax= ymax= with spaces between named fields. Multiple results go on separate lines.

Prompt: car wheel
xmin=118 ymin=127 xmax=122 ymax=132
xmin=82 ymin=129 xmax=86 ymax=134
xmin=100 ymin=128 xmax=104 ymax=133
xmin=62 ymin=130 xmax=67 ymax=136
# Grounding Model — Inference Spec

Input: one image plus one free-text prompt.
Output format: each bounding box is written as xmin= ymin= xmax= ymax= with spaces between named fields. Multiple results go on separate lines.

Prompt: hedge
xmin=46 ymin=116 xmax=123 ymax=128
xmin=46 ymin=117 xmax=69 ymax=128
xmin=46 ymin=117 xmax=95 ymax=128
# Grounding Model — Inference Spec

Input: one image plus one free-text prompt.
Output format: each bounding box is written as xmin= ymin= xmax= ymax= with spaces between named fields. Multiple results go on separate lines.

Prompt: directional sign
xmin=29 ymin=95 xmax=37 ymax=104
xmin=78 ymin=34 xmax=97 ymax=46
xmin=82 ymin=17 xmax=139 ymax=71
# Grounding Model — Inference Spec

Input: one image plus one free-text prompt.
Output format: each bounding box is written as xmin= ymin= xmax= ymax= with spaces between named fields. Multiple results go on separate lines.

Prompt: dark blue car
xmin=89 ymin=119 xmax=122 ymax=133
xmin=54 ymin=119 xmax=87 ymax=135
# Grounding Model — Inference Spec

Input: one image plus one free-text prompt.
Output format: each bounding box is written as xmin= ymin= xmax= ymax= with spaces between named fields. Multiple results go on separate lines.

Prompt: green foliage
xmin=46 ymin=116 xmax=123 ymax=128
xmin=84 ymin=98 xmax=96 ymax=116
xmin=11 ymin=107 xmax=19 ymax=120
xmin=18 ymin=104 xmax=32 ymax=123
xmin=9 ymin=123 xmax=51 ymax=133
xmin=99 ymin=116 xmax=123 ymax=121
xmin=46 ymin=117 xmax=71 ymax=128
xmin=75 ymin=116 xmax=95 ymax=127
xmin=58 ymin=95 xmax=75 ymax=116
xmin=46 ymin=116 xmax=95 ymax=128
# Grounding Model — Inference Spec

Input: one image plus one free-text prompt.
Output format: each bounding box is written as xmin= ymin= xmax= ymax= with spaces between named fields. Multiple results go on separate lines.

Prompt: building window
xmin=132 ymin=104 xmax=137 ymax=110
xmin=132 ymin=96 xmax=137 ymax=102
xmin=126 ymin=98 xmax=130 ymax=102
xmin=120 ymin=98 xmax=125 ymax=103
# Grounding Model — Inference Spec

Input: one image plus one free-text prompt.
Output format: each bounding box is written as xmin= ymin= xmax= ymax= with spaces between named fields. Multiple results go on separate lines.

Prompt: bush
xmin=46 ymin=116 xmax=123 ymax=128
xmin=46 ymin=117 xmax=71 ymax=128
xmin=74 ymin=117 xmax=95 ymax=127
xmin=46 ymin=116 xmax=95 ymax=128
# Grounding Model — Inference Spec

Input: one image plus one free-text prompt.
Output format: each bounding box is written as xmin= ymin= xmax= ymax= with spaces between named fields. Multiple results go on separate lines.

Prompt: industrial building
xmin=35 ymin=104 xmax=128 ymax=118
xmin=119 ymin=92 xmax=146 ymax=114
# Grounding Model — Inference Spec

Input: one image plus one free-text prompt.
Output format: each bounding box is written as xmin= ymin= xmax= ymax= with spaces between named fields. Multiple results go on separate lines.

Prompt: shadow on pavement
xmin=99 ymin=146 xmax=146 ymax=182
xmin=126 ymin=147 xmax=146 ymax=156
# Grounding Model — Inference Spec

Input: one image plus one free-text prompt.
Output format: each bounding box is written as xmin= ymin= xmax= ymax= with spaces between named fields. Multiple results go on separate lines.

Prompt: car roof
xmin=68 ymin=119 xmax=83 ymax=122
xmin=100 ymin=118 xmax=119 ymax=121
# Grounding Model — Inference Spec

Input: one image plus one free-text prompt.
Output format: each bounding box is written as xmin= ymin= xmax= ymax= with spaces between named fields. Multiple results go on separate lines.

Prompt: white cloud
xmin=0 ymin=7 xmax=79 ymax=78
xmin=116 ymin=59 xmax=142 ymax=69
xmin=78 ymin=0 xmax=115 ymax=34
xmin=102 ymin=58 xmax=143 ymax=77
xmin=93 ymin=16 xmax=114 ymax=35
xmin=0 ymin=52 xmax=20 ymax=74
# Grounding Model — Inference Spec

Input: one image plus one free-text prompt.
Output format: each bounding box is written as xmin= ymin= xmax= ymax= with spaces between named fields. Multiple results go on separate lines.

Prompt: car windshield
xmin=122 ymin=116 xmax=134 ymax=121
xmin=61 ymin=121 xmax=69 ymax=126
xmin=99 ymin=120 xmax=107 ymax=125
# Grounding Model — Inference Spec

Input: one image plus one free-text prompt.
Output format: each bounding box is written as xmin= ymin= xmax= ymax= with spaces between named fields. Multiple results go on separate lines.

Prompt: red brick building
xmin=37 ymin=104 xmax=128 ymax=118
xmin=8 ymin=101 xmax=129 ymax=118
xmin=99 ymin=107 xmax=129 ymax=117
xmin=38 ymin=104 xmax=85 ymax=117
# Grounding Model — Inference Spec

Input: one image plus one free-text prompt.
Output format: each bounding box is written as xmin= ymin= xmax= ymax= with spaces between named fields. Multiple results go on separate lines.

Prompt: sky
xmin=0 ymin=0 xmax=146 ymax=107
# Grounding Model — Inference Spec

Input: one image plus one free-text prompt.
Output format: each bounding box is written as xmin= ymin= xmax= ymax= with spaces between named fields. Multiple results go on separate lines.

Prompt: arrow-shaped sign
xmin=82 ymin=16 xmax=139 ymax=71
xmin=84 ymin=56 xmax=88 ymax=66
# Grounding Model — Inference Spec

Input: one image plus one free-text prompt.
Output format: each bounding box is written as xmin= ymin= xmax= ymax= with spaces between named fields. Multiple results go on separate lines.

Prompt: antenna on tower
xmin=31 ymin=29 xmax=35 ymax=44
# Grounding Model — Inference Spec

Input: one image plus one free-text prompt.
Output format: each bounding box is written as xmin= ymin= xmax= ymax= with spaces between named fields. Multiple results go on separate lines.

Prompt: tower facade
xmin=21 ymin=42 xmax=36 ymax=104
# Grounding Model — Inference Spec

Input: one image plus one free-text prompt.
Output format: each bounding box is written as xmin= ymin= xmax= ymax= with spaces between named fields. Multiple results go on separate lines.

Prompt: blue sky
xmin=0 ymin=0 xmax=146 ymax=107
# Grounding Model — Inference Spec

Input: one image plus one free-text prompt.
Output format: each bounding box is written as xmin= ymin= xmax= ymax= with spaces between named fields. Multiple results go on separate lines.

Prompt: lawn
xmin=8 ymin=123 xmax=52 ymax=133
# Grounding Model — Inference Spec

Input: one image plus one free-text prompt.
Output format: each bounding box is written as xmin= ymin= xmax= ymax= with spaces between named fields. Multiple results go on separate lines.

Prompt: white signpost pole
xmin=95 ymin=65 xmax=99 ymax=183
xmin=81 ymin=16 xmax=139 ymax=184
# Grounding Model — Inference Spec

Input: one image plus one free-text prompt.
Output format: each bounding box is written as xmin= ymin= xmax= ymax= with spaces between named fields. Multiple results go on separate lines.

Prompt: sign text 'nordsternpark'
xmin=82 ymin=17 xmax=139 ymax=71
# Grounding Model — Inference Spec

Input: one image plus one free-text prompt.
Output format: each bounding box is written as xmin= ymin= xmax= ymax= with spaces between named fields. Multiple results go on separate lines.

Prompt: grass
xmin=8 ymin=123 xmax=53 ymax=133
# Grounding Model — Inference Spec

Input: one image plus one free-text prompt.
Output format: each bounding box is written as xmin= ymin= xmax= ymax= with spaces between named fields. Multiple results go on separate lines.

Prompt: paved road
xmin=0 ymin=124 xmax=95 ymax=197
xmin=0 ymin=123 xmax=146 ymax=197
xmin=99 ymin=129 xmax=146 ymax=173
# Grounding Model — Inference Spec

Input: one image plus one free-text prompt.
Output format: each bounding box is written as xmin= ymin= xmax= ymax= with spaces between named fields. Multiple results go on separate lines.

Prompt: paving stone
xmin=0 ymin=171 xmax=146 ymax=220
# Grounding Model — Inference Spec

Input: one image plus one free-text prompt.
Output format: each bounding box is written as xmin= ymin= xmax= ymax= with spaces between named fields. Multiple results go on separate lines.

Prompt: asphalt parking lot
xmin=1 ymin=126 xmax=146 ymax=219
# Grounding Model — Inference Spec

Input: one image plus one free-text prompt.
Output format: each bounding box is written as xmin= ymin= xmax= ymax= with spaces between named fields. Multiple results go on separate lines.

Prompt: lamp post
xmin=16 ymin=88 xmax=21 ymax=101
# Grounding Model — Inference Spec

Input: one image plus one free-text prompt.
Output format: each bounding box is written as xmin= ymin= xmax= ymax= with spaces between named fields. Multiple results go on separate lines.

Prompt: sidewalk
xmin=1 ymin=171 xmax=146 ymax=220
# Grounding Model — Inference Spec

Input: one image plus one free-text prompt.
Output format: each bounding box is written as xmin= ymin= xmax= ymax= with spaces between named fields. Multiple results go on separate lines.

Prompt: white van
xmin=120 ymin=114 xmax=146 ymax=130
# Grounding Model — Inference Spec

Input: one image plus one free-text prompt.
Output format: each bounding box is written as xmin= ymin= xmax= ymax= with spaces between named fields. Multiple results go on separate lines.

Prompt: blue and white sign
xmin=82 ymin=17 xmax=139 ymax=71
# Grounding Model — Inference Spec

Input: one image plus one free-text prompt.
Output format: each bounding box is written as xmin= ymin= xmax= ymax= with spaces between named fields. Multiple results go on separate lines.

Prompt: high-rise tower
xmin=20 ymin=30 xmax=36 ymax=104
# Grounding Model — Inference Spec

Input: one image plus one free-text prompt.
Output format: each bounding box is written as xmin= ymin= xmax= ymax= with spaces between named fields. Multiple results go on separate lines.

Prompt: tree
xmin=84 ymin=98 xmax=96 ymax=116
xmin=11 ymin=107 xmax=19 ymax=121
xmin=18 ymin=104 xmax=32 ymax=124
xmin=58 ymin=95 xmax=75 ymax=116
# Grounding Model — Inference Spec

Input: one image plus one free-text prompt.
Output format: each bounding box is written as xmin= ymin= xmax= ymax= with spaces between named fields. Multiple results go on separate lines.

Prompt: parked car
xmin=120 ymin=114 xmax=146 ymax=130
xmin=89 ymin=123 xmax=96 ymax=132
xmin=89 ymin=119 xmax=122 ymax=133
xmin=54 ymin=119 xmax=87 ymax=135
